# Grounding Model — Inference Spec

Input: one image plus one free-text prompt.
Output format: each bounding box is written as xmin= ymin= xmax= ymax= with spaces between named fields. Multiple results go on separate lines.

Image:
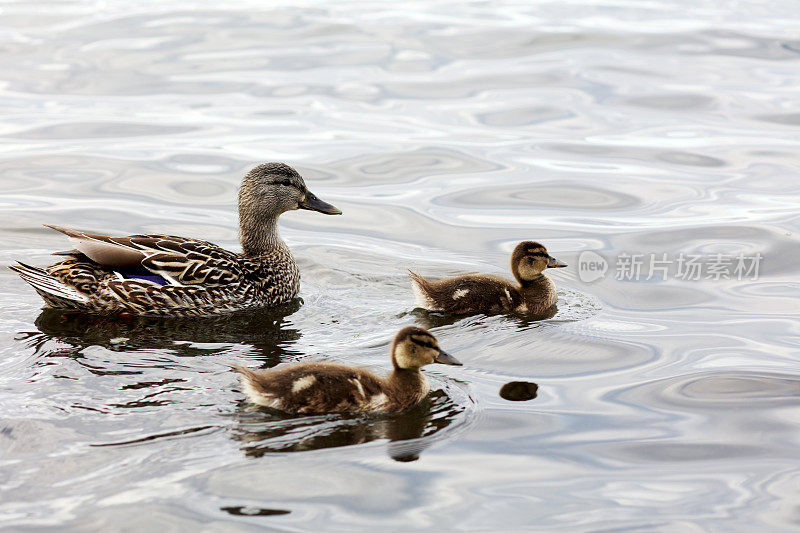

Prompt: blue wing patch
xmin=116 ymin=267 xmax=170 ymax=286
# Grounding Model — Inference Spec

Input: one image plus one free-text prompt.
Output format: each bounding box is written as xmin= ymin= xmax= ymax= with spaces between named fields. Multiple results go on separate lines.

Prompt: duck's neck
xmin=240 ymin=213 xmax=286 ymax=258
xmin=386 ymin=368 xmax=429 ymax=409
xmin=518 ymin=273 xmax=547 ymax=288
xmin=519 ymin=274 xmax=557 ymax=311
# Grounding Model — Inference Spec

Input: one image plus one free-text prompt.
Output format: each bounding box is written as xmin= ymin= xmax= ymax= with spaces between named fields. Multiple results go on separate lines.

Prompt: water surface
xmin=1 ymin=1 xmax=799 ymax=530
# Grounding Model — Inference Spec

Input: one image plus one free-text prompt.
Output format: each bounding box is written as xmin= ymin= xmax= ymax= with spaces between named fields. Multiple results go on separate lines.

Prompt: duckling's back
xmin=235 ymin=363 xmax=387 ymax=414
xmin=409 ymin=271 xmax=518 ymax=314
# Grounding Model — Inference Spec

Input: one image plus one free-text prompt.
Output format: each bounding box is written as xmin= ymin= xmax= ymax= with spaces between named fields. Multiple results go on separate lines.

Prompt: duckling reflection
xmin=220 ymin=506 xmax=290 ymax=517
xmin=231 ymin=389 xmax=461 ymax=461
xmin=408 ymin=304 xmax=558 ymax=331
xmin=18 ymin=299 xmax=302 ymax=360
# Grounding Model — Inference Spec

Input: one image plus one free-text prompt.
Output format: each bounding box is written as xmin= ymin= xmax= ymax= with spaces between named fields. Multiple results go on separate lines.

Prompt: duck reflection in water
xmin=17 ymin=299 xmax=303 ymax=362
xmin=409 ymin=304 xmax=558 ymax=331
xmin=231 ymin=389 xmax=461 ymax=461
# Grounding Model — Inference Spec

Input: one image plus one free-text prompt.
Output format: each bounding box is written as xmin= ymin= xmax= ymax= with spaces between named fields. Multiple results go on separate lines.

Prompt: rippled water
xmin=1 ymin=1 xmax=799 ymax=530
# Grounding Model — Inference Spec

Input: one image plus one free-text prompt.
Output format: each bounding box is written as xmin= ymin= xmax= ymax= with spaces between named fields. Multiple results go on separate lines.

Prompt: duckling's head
xmin=391 ymin=326 xmax=461 ymax=370
xmin=511 ymin=241 xmax=567 ymax=283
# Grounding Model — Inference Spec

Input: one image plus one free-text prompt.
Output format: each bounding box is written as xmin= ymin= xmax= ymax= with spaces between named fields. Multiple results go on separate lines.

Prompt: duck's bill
xmin=547 ymin=255 xmax=567 ymax=268
xmin=299 ymin=191 xmax=342 ymax=215
xmin=435 ymin=349 xmax=462 ymax=366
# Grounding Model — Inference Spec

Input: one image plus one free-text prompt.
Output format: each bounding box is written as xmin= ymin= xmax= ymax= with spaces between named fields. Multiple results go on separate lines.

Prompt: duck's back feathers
xmin=11 ymin=225 xmax=301 ymax=316
xmin=410 ymin=270 xmax=519 ymax=314
xmin=45 ymin=224 xmax=148 ymax=268
xmin=33 ymin=255 xmax=248 ymax=316
xmin=45 ymin=224 xmax=243 ymax=287
xmin=235 ymin=362 xmax=392 ymax=414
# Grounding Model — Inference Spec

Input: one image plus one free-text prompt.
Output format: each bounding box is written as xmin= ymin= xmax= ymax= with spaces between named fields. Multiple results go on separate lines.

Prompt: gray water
xmin=1 ymin=1 xmax=799 ymax=530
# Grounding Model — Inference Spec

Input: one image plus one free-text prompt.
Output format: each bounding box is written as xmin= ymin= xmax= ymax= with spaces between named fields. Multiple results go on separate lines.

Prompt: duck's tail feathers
xmin=231 ymin=364 xmax=257 ymax=379
xmin=408 ymin=269 xmax=435 ymax=309
xmin=230 ymin=364 xmax=281 ymax=407
xmin=407 ymin=269 xmax=426 ymax=286
xmin=9 ymin=261 xmax=89 ymax=306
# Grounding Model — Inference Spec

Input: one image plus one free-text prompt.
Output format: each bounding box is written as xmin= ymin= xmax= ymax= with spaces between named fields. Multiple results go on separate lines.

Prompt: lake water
xmin=1 ymin=1 xmax=799 ymax=530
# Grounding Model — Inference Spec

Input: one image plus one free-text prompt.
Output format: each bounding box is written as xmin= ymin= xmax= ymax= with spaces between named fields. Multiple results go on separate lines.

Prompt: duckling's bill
xmin=434 ymin=349 xmax=462 ymax=366
xmin=547 ymin=255 xmax=567 ymax=268
xmin=299 ymin=191 xmax=341 ymax=215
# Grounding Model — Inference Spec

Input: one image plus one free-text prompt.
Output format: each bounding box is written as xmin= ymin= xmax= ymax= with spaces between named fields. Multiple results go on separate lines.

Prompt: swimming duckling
xmin=409 ymin=241 xmax=566 ymax=316
xmin=9 ymin=162 xmax=341 ymax=317
xmin=234 ymin=326 xmax=461 ymax=414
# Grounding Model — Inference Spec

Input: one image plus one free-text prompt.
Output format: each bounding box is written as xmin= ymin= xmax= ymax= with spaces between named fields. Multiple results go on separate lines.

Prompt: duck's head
xmin=238 ymin=163 xmax=341 ymax=255
xmin=239 ymin=162 xmax=341 ymax=220
xmin=511 ymin=241 xmax=567 ymax=283
xmin=391 ymin=326 xmax=461 ymax=370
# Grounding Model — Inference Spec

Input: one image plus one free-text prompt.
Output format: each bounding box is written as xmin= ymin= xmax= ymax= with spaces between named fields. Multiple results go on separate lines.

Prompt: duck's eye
xmin=281 ymin=179 xmax=293 ymax=187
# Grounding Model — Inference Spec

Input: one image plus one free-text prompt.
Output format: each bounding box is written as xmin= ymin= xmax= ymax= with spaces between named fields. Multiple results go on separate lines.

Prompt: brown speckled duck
xmin=9 ymin=163 xmax=341 ymax=317
xmin=234 ymin=326 xmax=461 ymax=414
xmin=409 ymin=241 xmax=566 ymax=316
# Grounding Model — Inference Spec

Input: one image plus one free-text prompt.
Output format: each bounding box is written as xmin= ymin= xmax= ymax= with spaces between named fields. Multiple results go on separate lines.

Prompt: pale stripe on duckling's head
xmin=512 ymin=240 xmax=567 ymax=283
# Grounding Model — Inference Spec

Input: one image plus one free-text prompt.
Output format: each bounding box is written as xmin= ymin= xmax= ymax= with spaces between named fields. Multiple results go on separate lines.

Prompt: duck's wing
xmin=45 ymin=224 xmax=242 ymax=287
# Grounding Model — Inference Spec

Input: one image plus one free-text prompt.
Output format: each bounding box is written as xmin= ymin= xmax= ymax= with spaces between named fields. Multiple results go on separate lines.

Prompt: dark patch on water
xmin=499 ymin=381 xmax=539 ymax=401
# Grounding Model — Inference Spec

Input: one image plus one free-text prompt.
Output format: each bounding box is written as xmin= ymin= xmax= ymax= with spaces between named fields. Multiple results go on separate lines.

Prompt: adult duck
xmin=10 ymin=162 xmax=341 ymax=316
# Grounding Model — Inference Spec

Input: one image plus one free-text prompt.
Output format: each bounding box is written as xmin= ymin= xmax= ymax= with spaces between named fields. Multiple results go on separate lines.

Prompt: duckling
xmin=409 ymin=241 xmax=566 ymax=316
xmin=9 ymin=162 xmax=341 ymax=317
xmin=234 ymin=326 xmax=461 ymax=414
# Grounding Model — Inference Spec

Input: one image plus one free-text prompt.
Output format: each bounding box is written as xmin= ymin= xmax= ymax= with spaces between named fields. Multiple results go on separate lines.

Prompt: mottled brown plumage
xmin=9 ymin=163 xmax=341 ymax=316
xmin=234 ymin=326 xmax=462 ymax=414
xmin=409 ymin=241 xmax=567 ymax=316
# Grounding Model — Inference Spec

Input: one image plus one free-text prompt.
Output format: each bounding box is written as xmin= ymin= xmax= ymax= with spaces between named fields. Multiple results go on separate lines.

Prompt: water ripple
xmin=1 ymin=0 xmax=799 ymax=530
